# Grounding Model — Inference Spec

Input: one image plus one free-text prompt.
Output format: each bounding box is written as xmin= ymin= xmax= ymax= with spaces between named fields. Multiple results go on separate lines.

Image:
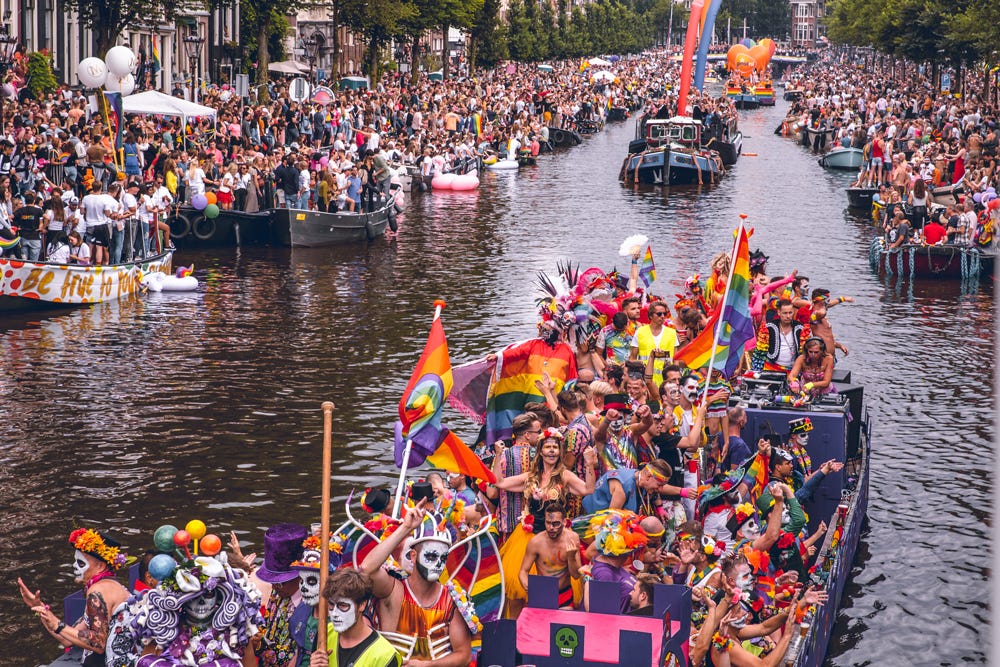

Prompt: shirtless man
xmin=19 ymin=528 xmax=130 ymax=666
xmin=809 ymin=290 xmax=852 ymax=360
xmin=519 ymin=501 xmax=582 ymax=609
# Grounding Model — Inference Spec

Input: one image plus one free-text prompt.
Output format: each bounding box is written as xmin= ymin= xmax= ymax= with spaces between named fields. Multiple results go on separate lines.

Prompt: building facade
xmin=291 ymin=5 xmax=366 ymax=80
xmin=789 ymin=0 xmax=825 ymax=48
xmin=2 ymin=0 xmax=239 ymax=97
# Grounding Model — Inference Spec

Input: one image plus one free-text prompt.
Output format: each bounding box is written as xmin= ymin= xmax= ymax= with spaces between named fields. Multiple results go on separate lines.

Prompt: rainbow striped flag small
xmin=473 ymin=112 xmax=482 ymax=137
xmin=639 ymin=244 xmax=656 ymax=287
xmin=151 ymin=36 xmax=161 ymax=73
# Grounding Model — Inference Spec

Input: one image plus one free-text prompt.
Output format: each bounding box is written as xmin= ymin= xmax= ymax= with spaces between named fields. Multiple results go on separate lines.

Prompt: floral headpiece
xmin=290 ymin=534 xmax=344 ymax=571
xmin=701 ymin=534 xmax=726 ymax=558
xmin=589 ymin=510 xmax=647 ymax=556
xmin=789 ymin=417 xmax=813 ymax=435
xmin=69 ymin=528 xmax=128 ymax=570
xmin=541 ymin=427 xmax=564 ymax=441
xmin=685 ymin=274 xmax=702 ymax=289
xmin=734 ymin=502 xmax=756 ymax=526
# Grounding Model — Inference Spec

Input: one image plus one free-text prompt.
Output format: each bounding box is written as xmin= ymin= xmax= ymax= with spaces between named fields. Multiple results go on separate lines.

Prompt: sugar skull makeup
xmin=330 ymin=598 xmax=357 ymax=633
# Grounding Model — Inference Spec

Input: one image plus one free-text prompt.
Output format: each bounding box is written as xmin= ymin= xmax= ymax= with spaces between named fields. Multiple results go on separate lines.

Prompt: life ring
xmin=365 ymin=219 xmax=377 ymax=241
xmin=168 ymin=214 xmax=191 ymax=240
xmin=192 ymin=216 xmax=217 ymax=241
xmin=552 ymin=129 xmax=566 ymax=144
xmin=387 ymin=207 xmax=398 ymax=232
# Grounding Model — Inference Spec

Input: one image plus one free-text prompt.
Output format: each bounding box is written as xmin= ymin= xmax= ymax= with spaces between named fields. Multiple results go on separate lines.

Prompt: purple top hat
xmin=255 ymin=523 xmax=308 ymax=584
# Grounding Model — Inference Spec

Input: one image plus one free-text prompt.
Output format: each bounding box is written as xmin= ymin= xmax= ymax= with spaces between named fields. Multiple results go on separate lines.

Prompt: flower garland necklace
xmin=85 ymin=570 xmax=116 ymax=591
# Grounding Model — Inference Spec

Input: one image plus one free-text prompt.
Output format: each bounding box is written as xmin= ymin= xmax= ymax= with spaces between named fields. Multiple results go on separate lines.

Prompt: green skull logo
xmin=554 ymin=626 xmax=579 ymax=658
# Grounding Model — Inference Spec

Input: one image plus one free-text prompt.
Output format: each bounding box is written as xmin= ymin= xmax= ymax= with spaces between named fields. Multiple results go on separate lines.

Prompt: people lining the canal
xmin=0 ymin=52 xmax=677 ymax=259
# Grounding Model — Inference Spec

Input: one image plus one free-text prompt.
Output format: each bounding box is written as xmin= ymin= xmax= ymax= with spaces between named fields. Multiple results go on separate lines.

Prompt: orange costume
xmin=379 ymin=580 xmax=457 ymax=660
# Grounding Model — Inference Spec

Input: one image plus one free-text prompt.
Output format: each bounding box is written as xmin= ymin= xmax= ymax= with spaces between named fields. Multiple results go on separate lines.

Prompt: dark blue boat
xmin=621 ymin=117 xmax=726 ymax=186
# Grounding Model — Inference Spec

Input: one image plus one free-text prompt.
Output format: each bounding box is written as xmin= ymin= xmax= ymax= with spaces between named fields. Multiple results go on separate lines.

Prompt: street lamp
xmin=183 ymin=32 xmax=204 ymax=102
xmin=0 ymin=24 xmax=17 ymax=138
xmin=301 ymin=34 xmax=320 ymax=80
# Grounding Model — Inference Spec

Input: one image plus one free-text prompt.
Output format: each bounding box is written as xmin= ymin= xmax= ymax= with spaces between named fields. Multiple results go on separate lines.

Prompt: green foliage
xmin=825 ymin=0 xmax=1000 ymax=65
xmin=64 ymin=0 xmax=177 ymax=54
xmin=715 ymin=0 xmax=791 ymax=42
xmin=469 ymin=0 xmax=508 ymax=70
xmin=25 ymin=52 xmax=59 ymax=99
xmin=239 ymin=0 xmax=287 ymax=68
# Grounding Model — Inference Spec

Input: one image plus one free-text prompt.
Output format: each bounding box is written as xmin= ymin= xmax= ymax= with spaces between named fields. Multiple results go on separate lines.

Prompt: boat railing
xmin=792 ymin=417 xmax=870 ymax=667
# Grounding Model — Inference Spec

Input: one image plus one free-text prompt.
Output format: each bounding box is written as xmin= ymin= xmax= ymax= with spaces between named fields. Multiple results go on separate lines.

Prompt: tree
xmin=468 ymin=0 xmax=507 ymax=71
xmin=65 ymin=0 xmax=175 ymax=55
xmin=239 ymin=0 xmax=299 ymax=103
xmin=507 ymin=0 xmax=537 ymax=62
xmin=341 ymin=0 xmax=417 ymax=80
xmin=25 ymin=52 xmax=59 ymax=99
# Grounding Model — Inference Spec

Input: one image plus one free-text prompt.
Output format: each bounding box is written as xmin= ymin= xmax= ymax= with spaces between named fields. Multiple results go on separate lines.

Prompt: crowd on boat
xmin=0 ymin=54 xmax=669 ymax=263
xmin=17 ymin=226 xmax=857 ymax=666
xmin=778 ymin=54 xmax=1000 ymax=251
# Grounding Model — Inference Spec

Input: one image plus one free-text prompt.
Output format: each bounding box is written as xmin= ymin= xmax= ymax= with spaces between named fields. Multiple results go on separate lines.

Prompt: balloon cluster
xmin=191 ymin=192 xmax=221 ymax=218
xmin=147 ymin=520 xmax=224 ymax=581
xmin=726 ymin=38 xmax=776 ymax=76
xmin=77 ymin=46 xmax=139 ymax=95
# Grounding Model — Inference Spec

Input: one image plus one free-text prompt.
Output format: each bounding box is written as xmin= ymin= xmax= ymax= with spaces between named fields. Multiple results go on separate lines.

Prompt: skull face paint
xmin=797 ymin=433 xmax=810 ymax=446
xmin=330 ymin=598 xmax=357 ymax=633
xmin=415 ymin=541 xmax=450 ymax=582
xmin=299 ymin=571 xmax=321 ymax=607
xmin=72 ymin=550 xmax=89 ymax=582
xmin=183 ymin=590 xmax=220 ymax=624
xmin=682 ymin=378 xmax=699 ymax=401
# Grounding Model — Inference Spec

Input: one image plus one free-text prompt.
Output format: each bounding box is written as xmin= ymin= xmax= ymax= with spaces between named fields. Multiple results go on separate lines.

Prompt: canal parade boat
xmin=818 ymin=147 xmax=864 ymax=170
xmin=755 ymin=80 xmax=776 ymax=106
xmin=869 ymin=237 xmax=993 ymax=280
xmin=0 ymin=250 xmax=173 ymax=311
xmin=621 ymin=117 xmax=725 ymax=186
xmin=167 ymin=206 xmax=275 ymax=247
xmin=46 ymin=365 xmax=872 ymax=667
xmin=726 ymin=84 xmax=760 ymax=110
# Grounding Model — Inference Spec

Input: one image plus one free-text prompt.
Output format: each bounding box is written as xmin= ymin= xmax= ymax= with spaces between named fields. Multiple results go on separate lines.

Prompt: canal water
xmin=0 ymin=99 xmax=992 ymax=666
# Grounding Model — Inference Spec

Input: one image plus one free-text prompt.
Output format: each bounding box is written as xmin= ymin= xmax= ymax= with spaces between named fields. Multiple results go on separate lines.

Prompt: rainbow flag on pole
xmin=151 ymin=36 xmax=161 ymax=73
xmin=394 ymin=302 xmax=495 ymax=482
xmin=674 ymin=222 xmax=754 ymax=376
xmin=639 ymin=244 xmax=656 ymax=287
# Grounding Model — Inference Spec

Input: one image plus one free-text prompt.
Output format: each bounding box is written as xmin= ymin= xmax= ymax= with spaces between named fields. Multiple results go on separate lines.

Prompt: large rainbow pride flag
xmin=485 ymin=338 xmax=577 ymax=444
xmin=675 ymin=221 xmax=754 ymax=376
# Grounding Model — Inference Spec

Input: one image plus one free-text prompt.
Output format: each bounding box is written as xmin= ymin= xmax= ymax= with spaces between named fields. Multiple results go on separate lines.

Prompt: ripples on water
xmin=0 ymin=101 xmax=992 ymax=666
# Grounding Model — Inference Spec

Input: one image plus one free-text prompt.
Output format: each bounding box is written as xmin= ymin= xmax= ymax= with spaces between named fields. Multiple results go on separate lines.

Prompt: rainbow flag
xmin=674 ymin=222 xmax=753 ymax=376
xmin=102 ymin=92 xmax=123 ymax=151
xmin=394 ymin=303 xmax=495 ymax=483
xmin=151 ymin=36 xmax=161 ymax=73
xmin=485 ymin=338 xmax=577 ymax=444
xmin=447 ymin=524 xmax=504 ymax=623
xmin=639 ymin=244 xmax=656 ymax=287
xmin=426 ymin=428 xmax=496 ymax=483
xmin=744 ymin=450 xmax=770 ymax=502
xmin=473 ymin=112 xmax=482 ymax=137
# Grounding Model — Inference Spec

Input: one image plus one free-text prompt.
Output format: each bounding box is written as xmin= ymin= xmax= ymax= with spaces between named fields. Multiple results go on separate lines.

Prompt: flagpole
xmin=701 ymin=214 xmax=746 ymax=403
xmin=391 ymin=301 xmax=445 ymax=519
xmin=317 ymin=401 xmax=334 ymax=652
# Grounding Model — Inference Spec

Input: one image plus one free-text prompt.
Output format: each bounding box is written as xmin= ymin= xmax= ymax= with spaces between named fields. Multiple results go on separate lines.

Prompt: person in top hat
xmin=289 ymin=533 xmax=342 ymax=667
xmin=19 ymin=528 xmax=130 ymax=667
xmin=252 ymin=522 xmax=309 ymax=667
xmin=360 ymin=499 xmax=474 ymax=667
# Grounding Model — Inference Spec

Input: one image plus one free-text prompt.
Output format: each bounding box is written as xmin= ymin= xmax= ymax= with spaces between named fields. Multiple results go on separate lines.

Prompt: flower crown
xmin=734 ymin=502 xmax=756 ymax=525
xmin=69 ymin=528 xmax=127 ymax=570
xmin=589 ymin=511 xmax=647 ymax=556
xmin=541 ymin=427 xmax=564 ymax=441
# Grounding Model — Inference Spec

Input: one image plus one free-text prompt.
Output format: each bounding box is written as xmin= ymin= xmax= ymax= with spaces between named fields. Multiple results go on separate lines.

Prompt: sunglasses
xmin=650 ymin=311 xmax=667 ymax=317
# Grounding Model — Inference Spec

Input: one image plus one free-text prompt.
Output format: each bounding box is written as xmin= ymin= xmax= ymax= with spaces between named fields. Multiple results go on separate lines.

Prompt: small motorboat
xmin=486 ymin=159 xmax=519 ymax=171
xmin=818 ymin=147 xmax=864 ymax=170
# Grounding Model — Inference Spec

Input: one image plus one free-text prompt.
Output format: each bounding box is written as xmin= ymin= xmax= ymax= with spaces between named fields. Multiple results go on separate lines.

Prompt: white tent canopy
xmin=122 ymin=90 xmax=217 ymax=128
xmin=268 ymin=60 xmax=311 ymax=74
xmin=588 ymin=57 xmax=613 ymax=66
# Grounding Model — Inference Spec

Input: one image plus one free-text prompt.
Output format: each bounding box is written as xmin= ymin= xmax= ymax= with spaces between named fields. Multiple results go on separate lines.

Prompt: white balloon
xmin=77 ymin=57 xmax=108 ymax=88
xmin=120 ymin=73 xmax=136 ymax=96
xmin=105 ymin=45 xmax=137 ymax=76
xmin=104 ymin=72 xmax=135 ymax=94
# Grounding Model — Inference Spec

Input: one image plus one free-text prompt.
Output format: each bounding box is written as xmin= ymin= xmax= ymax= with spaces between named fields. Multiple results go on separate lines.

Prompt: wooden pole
xmin=317 ymin=401 xmax=335 ymax=652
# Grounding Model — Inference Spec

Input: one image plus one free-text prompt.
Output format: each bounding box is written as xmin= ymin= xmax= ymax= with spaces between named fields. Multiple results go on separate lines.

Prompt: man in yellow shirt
xmin=629 ymin=301 xmax=678 ymax=386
